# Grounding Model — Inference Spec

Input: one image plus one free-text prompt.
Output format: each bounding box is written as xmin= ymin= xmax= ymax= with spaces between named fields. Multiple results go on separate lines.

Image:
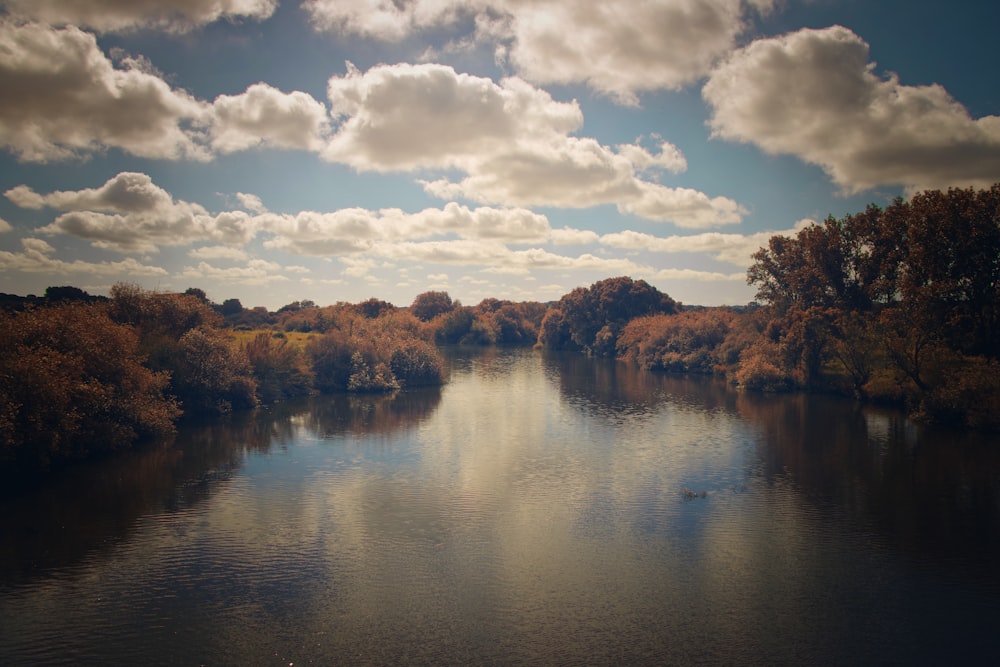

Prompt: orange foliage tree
xmin=0 ymin=302 xmax=179 ymax=471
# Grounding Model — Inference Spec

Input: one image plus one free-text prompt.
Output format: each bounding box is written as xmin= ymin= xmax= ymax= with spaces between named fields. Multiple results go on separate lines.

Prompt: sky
xmin=1 ymin=1 xmax=999 ymax=310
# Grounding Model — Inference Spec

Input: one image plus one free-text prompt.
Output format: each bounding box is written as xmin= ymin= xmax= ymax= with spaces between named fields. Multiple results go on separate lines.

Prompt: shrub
xmin=242 ymin=333 xmax=314 ymax=403
xmin=0 ymin=303 xmax=178 ymax=471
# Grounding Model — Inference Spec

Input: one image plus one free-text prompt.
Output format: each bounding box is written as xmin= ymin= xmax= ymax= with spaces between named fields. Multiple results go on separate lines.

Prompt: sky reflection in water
xmin=1 ymin=347 xmax=999 ymax=665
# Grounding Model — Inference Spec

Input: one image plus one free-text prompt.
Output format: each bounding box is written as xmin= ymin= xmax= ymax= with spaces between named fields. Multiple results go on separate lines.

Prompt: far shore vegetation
xmin=2 ymin=184 xmax=998 ymax=476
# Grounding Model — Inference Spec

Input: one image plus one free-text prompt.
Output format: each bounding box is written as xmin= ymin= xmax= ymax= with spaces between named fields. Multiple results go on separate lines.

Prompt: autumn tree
xmin=242 ymin=333 xmax=314 ymax=403
xmin=410 ymin=291 xmax=455 ymax=321
xmin=356 ymin=297 xmax=396 ymax=319
xmin=746 ymin=184 xmax=1000 ymax=426
xmin=540 ymin=277 xmax=677 ymax=356
xmin=617 ymin=309 xmax=739 ymax=373
xmin=107 ymin=283 xmax=257 ymax=415
xmin=0 ymin=303 xmax=179 ymax=471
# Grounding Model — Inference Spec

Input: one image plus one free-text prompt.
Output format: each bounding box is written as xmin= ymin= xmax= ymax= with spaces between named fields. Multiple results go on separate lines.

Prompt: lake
xmin=2 ymin=347 xmax=999 ymax=665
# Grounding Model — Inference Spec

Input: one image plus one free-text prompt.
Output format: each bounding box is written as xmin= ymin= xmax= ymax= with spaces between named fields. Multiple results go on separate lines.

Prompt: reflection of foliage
xmin=0 ymin=404 xmax=292 ymax=576
xmin=545 ymin=349 xmax=733 ymax=418
xmin=734 ymin=389 xmax=1000 ymax=561
xmin=303 ymin=389 xmax=442 ymax=438
xmin=0 ymin=302 xmax=179 ymax=472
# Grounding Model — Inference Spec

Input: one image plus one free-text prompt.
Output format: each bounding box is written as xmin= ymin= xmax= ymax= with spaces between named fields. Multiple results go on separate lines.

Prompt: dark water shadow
xmin=0 ymin=388 xmax=442 ymax=585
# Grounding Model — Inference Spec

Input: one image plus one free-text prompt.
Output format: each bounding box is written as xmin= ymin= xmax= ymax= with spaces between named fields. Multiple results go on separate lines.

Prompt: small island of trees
xmin=2 ymin=183 xmax=998 ymax=477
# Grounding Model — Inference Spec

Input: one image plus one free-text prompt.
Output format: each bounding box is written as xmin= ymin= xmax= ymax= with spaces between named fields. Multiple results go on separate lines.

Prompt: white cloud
xmin=703 ymin=25 xmax=1000 ymax=193
xmin=375 ymin=239 xmax=645 ymax=275
xmin=8 ymin=172 xmax=257 ymax=252
xmin=259 ymin=201 xmax=554 ymax=255
xmin=188 ymin=245 xmax=250 ymax=261
xmin=304 ymin=0 xmax=468 ymax=40
xmin=601 ymin=227 xmax=793 ymax=267
xmin=0 ymin=217 xmax=12 ymax=232
xmin=618 ymin=183 xmax=746 ymax=228
xmin=550 ymin=227 xmax=600 ymax=245
xmin=7 ymin=171 xmax=176 ymax=213
xmin=651 ymin=267 xmax=744 ymax=282
xmin=325 ymin=62 xmax=743 ymax=227
xmin=306 ymin=1 xmax=772 ymax=102
xmin=324 ymin=62 xmax=582 ymax=171
xmin=616 ymin=140 xmax=688 ymax=175
xmin=0 ymin=0 xmax=278 ymax=33
xmin=210 ymin=83 xmax=330 ymax=153
xmin=235 ymin=192 xmax=268 ymax=214
xmin=0 ymin=237 xmax=168 ymax=276
xmin=494 ymin=0 xmax=761 ymax=104
xmin=181 ymin=259 xmax=290 ymax=285
xmin=0 ymin=21 xmax=210 ymax=162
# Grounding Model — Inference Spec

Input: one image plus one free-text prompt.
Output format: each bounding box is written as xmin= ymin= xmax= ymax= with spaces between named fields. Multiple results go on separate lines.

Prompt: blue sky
xmin=1 ymin=0 xmax=998 ymax=309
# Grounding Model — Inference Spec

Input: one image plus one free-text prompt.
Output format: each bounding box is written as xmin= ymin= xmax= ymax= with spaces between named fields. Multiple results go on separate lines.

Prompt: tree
xmin=356 ymin=297 xmax=395 ymax=319
xmin=540 ymin=277 xmax=677 ymax=356
xmin=746 ymin=183 xmax=1000 ymax=421
xmin=220 ymin=298 xmax=244 ymax=316
xmin=242 ymin=333 xmax=314 ymax=403
xmin=172 ymin=327 xmax=258 ymax=414
xmin=0 ymin=303 xmax=178 ymax=471
xmin=184 ymin=287 xmax=210 ymax=303
xmin=410 ymin=291 xmax=454 ymax=321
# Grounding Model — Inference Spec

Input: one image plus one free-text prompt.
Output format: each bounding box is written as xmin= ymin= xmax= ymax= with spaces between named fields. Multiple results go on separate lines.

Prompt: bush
xmin=0 ymin=303 xmax=178 ymax=471
xmin=733 ymin=341 xmax=796 ymax=392
xmin=390 ymin=341 xmax=445 ymax=387
xmin=173 ymin=327 xmax=258 ymax=415
xmin=242 ymin=333 xmax=314 ymax=403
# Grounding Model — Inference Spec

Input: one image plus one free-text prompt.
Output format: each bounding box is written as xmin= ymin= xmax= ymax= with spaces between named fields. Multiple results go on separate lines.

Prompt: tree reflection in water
xmin=0 ymin=387 xmax=442 ymax=582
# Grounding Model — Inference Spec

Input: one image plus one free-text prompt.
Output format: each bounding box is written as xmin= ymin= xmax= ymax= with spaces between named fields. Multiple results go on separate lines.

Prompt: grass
xmin=227 ymin=328 xmax=320 ymax=350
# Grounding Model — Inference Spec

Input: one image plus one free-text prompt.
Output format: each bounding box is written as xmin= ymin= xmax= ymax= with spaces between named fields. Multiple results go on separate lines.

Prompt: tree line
xmin=3 ymin=183 xmax=997 ymax=475
xmin=615 ymin=184 xmax=1000 ymax=430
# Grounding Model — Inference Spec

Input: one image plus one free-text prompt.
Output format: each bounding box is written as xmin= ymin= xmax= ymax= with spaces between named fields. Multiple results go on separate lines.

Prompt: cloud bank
xmin=703 ymin=25 xmax=1000 ymax=193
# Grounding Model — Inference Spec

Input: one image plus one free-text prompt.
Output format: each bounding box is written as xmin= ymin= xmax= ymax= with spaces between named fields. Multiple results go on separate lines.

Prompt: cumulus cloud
xmin=6 ymin=172 xmax=257 ymax=252
xmin=493 ymin=0 xmax=764 ymax=104
xmin=326 ymin=63 xmax=743 ymax=227
xmin=0 ymin=24 xmax=332 ymax=164
xmin=324 ymin=62 xmax=582 ymax=171
xmin=235 ymin=192 xmax=268 ymax=214
xmin=210 ymin=83 xmax=330 ymax=153
xmin=258 ymin=201 xmax=554 ymax=255
xmin=181 ymin=259 xmax=290 ymax=285
xmin=702 ymin=25 xmax=1000 ymax=193
xmin=3 ymin=171 xmax=767 ymax=289
xmin=0 ymin=0 xmax=278 ymax=33
xmin=188 ymin=245 xmax=251 ymax=261
xmin=0 ymin=21 xmax=210 ymax=162
xmin=0 ymin=237 xmax=168 ymax=276
xmin=0 ymin=218 xmax=12 ymax=232
xmin=600 ymin=224 xmax=807 ymax=267
xmin=619 ymin=183 xmax=746 ymax=228
xmin=306 ymin=0 xmax=772 ymax=102
xmin=304 ymin=0 xmax=467 ymax=41
xmin=375 ymin=239 xmax=645 ymax=275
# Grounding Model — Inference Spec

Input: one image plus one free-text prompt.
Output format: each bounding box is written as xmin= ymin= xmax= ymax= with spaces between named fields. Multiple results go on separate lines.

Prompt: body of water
xmin=2 ymin=348 xmax=998 ymax=664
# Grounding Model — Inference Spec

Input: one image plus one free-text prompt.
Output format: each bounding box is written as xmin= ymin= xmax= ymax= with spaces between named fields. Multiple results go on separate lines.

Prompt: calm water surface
xmin=2 ymin=348 xmax=999 ymax=665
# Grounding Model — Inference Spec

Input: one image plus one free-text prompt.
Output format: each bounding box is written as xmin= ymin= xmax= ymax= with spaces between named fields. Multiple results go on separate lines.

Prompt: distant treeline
xmin=2 ymin=183 xmax=998 ymax=474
